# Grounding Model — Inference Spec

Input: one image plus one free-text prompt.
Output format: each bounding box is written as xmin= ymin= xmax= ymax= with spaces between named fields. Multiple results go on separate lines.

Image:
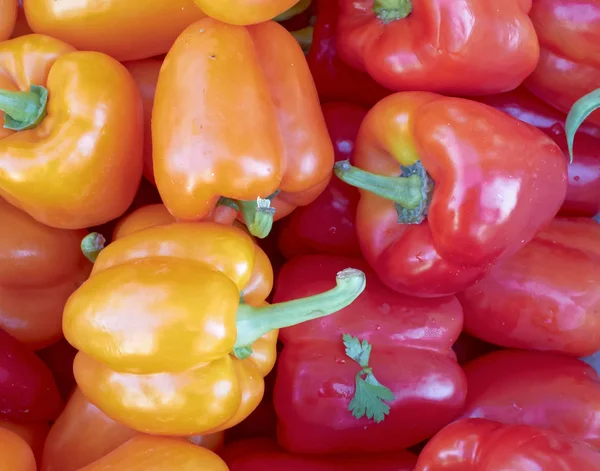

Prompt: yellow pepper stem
xmin=373 ymin=0 xmax=412 ymax=23
xmin=81 ymin=232 xmax=106 ymax=263
xmin=0 ymin=85 xmax=49 ymax=131
xmin=238 ymin=197 xmax=276 ymax=239
xmin=234 ymin=268 xmax=367 ymax=358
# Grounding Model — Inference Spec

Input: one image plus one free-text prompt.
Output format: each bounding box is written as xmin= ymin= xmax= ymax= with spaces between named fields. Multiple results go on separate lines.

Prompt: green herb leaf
xmin=566 ymin=88 xmax=600 ymax=163
xmin=343 ymin=334 xmax=395 ymax=423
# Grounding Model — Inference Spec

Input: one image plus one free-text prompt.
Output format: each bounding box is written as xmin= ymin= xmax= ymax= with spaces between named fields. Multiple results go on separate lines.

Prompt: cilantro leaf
xmin=343 ymin=334 xmax=395 ymax=423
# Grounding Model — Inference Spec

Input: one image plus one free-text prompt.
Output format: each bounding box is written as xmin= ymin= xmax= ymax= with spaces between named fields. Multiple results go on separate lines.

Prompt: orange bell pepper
xmin=193 ymin=0 xmax=302 ymax=25
xmin=77 ymin=435 xmax=228 ymax=471
xmin=112 ymin=204 xmax=176 ymax=241
xmin=153 ymin=18 xmax=333 ymax=239
xmin=0 ymin=198 xmax=90 ymax=349
xmin=0 ymin=0 xmax=17 ymax=40
xmin=22 ymin=0 xmax=204 ymax=62
xmin=0 ymin=34 xmax=144 ymax=229
xmin=63 ymin=222 xmax=365 ymax=436
xmin=0 ymin=427 xmax=36 ymax=471
xmin=0 ymin=420 xmax=48 ymax=466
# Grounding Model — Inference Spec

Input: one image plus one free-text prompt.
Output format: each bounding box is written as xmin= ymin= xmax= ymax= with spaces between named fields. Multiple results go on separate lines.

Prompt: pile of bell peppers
xmin=2 ymin=0 xmax=600 ymax=469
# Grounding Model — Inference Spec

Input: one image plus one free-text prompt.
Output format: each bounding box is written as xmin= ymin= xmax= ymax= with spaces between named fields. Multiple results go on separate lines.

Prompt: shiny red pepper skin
xmin=459 ymin=350 xmax=600 ymax=448
xmin=414 ymin=418 xmax=600 ymax=471
xmin=477 ymin=88 xmax=600 ymax=217
xmin=272 ymin=255 xmax=466 ymax=454
xmin=0 ymin=329 xmax=63 ymax=422
xmin=306 ymin=0 xmax=391 ymax=107
xmin=525 ymin=0 xmax=600 ymax=127
xmin=222 ymin=438 xmax=417 ymax=471
xmin=458 ymin=218 xmax=600 ymax=356
xmin=277 ymin=102 xmax=364 ymax=259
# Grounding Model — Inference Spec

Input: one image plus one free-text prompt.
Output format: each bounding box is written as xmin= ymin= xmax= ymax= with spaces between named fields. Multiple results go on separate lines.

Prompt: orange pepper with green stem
xmin=0 ymin=34 xmax=144 ymax=229
xmin=153 ymin=18 xmax=334 ymax=239
xmin=0 ymin=0 xmax=17 ymax=40
xmin=63 ymin=222 xmax=365 ymax=436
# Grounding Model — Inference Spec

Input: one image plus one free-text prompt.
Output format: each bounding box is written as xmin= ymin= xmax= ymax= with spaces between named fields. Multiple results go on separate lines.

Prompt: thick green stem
xmin=0 ymin=85 xmax=48 ymax=131
xmin=291 ymin=26 xmax=314 ymax=55
xmin=216 ymin=197 xmax=240 ymax=212
xmin=274 ymin=0 xmax=312 ymax=22
xmin=234 ymin=268 xmax=366 ymax=358
xmin=81 ymin=232 xmax=106 ymax=263
xmin=238 ymin=197 xmax=276 ymax=239
xmin=373 ymin=0 xmax=412 ymax=23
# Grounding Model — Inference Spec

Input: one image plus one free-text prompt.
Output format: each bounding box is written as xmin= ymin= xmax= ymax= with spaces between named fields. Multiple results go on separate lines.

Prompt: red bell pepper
xmin=336 ymin=0 xmax=539 ymax=95
xmin=222 ymin=438 xmax=417 ymax=470
xmin=0 ymin=329 xmax=63 ymax=422
xmin=525 ymin=0 xmax=600 ymax=128
xmin=277 ymin=102 xmax=364 ymax=259
xmin=477 ymin=88 xmax=600 ymax=217
xmin=272 ymin=254 xmax=466 ymax=454
xmin=458 ymin=218 xmax=600 ymax=357
xmin=414 ymin=418 xmax=600 ymax=470
xmin=334 ymin=92 xmax=568 ymax=297
xmin=459 ymin=350 xmax=600 ymax=447
xmin=300 ymin=0 xmax=391 ymax=107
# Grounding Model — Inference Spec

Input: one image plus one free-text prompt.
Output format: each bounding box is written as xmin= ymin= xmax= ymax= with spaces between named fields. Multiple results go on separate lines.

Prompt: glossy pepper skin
xmin=64 ymin=223 xmax=365 ymax=436
xmin=336 ymin=0 xmax=539 ymax=95
xmin=193 ymin=0 xmax=299 ymax=25
xmin=0 ymin=329 xmax=63 ymax=422
xmin=0 ymin=34 xmax=144 ymax=229
xmin=337 ymin=92 xmax=567 ymax=297
xmin=458 ymin=218 xmax=600 ymax=356
xmin=0 ymin=0 xmax=17 ymax=40
xmin=223 ymin=438 xmax=417 ymax=471
xmin=273 ymin=255 xmax=466 ymax=454
xmin=478 ymin=88 xmax=600 ymax=217
xmin=277 ymin=102 xmax=364 ymax=259
xmin=415 ymin=418 xmax=600 ymax=470
xmin=0 ymin=420 xmax=48 ymax=466
xmin=525 ymin=0 xmax=600 ymax=127
xmin=78 ymin=435 xmax=229 ymax=471
xmin=459 ymin=350 xmax=600 ymax=447
xmin=0 ymin=199 xmax=90 ymax=349
xmin=302 ymin=0 xmax=391 ymax=108
xmin=0 ymin=428 xmax=36 ymax=471
xmin=153 ymin=18 xmax=334 ymax=232
xmin=23 ymin=0 xmax=204 ymax=62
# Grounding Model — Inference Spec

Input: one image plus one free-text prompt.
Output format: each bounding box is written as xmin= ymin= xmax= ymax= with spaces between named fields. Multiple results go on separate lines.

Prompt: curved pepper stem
xmin=334 ymin=160 xmax=433 ymax=224
xmin=238 ymin=197 xmax=276 ymax=239
xmin=0 ymin=85 xmax=49 ymax=131
xmin=373 ymin=0 xmax=412 ymax=23
xmin=274 ymin=0 xmax=312 ymax=22
xmin=234 ymin=268 xmax=366 ymax=358
xmin=81 ymin=232 xmax=106 ymax=263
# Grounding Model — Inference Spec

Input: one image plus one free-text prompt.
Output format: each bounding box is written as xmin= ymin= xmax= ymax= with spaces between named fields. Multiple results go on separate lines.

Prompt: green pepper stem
xmin=0 ymin=85 xmax=49 ymax=131
xmin=81 ymin=232 xmax=106 ymax=263
xmin=373 ymin=0 xmax=412 ymax=23
xmin=234 ymin=268 xmax=366 ymax=355
xmin=238 ymin=197 xmax=276 ymax=239
xmin=291 ymin=26 xmax=314 ymax=55
xmin=273 ymin=0 xmax=312 ymax=22
xmin=216 ymin=197 xmax=240 ymax=212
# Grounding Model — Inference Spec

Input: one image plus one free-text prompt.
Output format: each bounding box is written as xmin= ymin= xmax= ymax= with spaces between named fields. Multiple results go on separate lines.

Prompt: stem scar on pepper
xmin=373 ymin=0 xmax=412 ymax=24
xmin=343 ymin=334 xmax=395 ymax=423
xmin=81 ymin=232 xmax=106 ymax=263
xmin=237 ymin=190 xmax=280 ymax=239
xmin=334 ymin=159 xmax=434 ymax=224
xmin=234 ymin=268 xmax=367 ymax=359
xmin=566 ymin=88 xmax=600 ymax=163
xmin=0 ymin=85 xmax=49 ymax=131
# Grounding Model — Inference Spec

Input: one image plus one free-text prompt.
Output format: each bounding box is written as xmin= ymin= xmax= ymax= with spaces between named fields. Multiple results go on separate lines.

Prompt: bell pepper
xmin=336 ymin=0 xmax=539 ymax=95
xmin=42 ymin=387 xmax=223 ymax=471
xmin=524 ymin=0 xmax=600 ymax=127
xmin=277 ymin=102 xmax=364 ymax=259
xmin=37 ymin=339 xmax=77 ymax=400
xmin=298 ymin=0 xmax=391 ymax=107
xmin=78 ymin=435 xmax=228 ymax=471
xmin=0 ymin=420 xmax=48 ymax=466
xmin=477 ymin=88 xmax=600 ymax=217
xmin=458 ymin=218 xmax=600 ymax=356
xmin=0 ymin=427 xmax=36 ymax=471
xmin=0 ymin=198 xmax=90 ymax=349
xmin=153 ymin=18 xmax=334 ymax=239
xmin=63 ymin=222 xmax=365 ymax=436
xmin=459 ymin=350 xmax=600 ymax=447
xmin=22 ymin=0 xmax=204 ymax=62
xmin=0 ymin=34 xmax=144 ymax=229
xmin=334 ymin=92 xmax=568 ymax=297
xmin=273 ymin=254 xmax=465 ymax=454
xmin=222 ymin=438 xmax=417 ymax=471
xmin=193 ymin=0 xmax=301 ymax=26
xmin=0 ymin=0 xmax=17 ymax=40
xmin=0 ymin=329 xmax=63 ymax=422
xmin=414 ymin=418 xmax=600 ymax=470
